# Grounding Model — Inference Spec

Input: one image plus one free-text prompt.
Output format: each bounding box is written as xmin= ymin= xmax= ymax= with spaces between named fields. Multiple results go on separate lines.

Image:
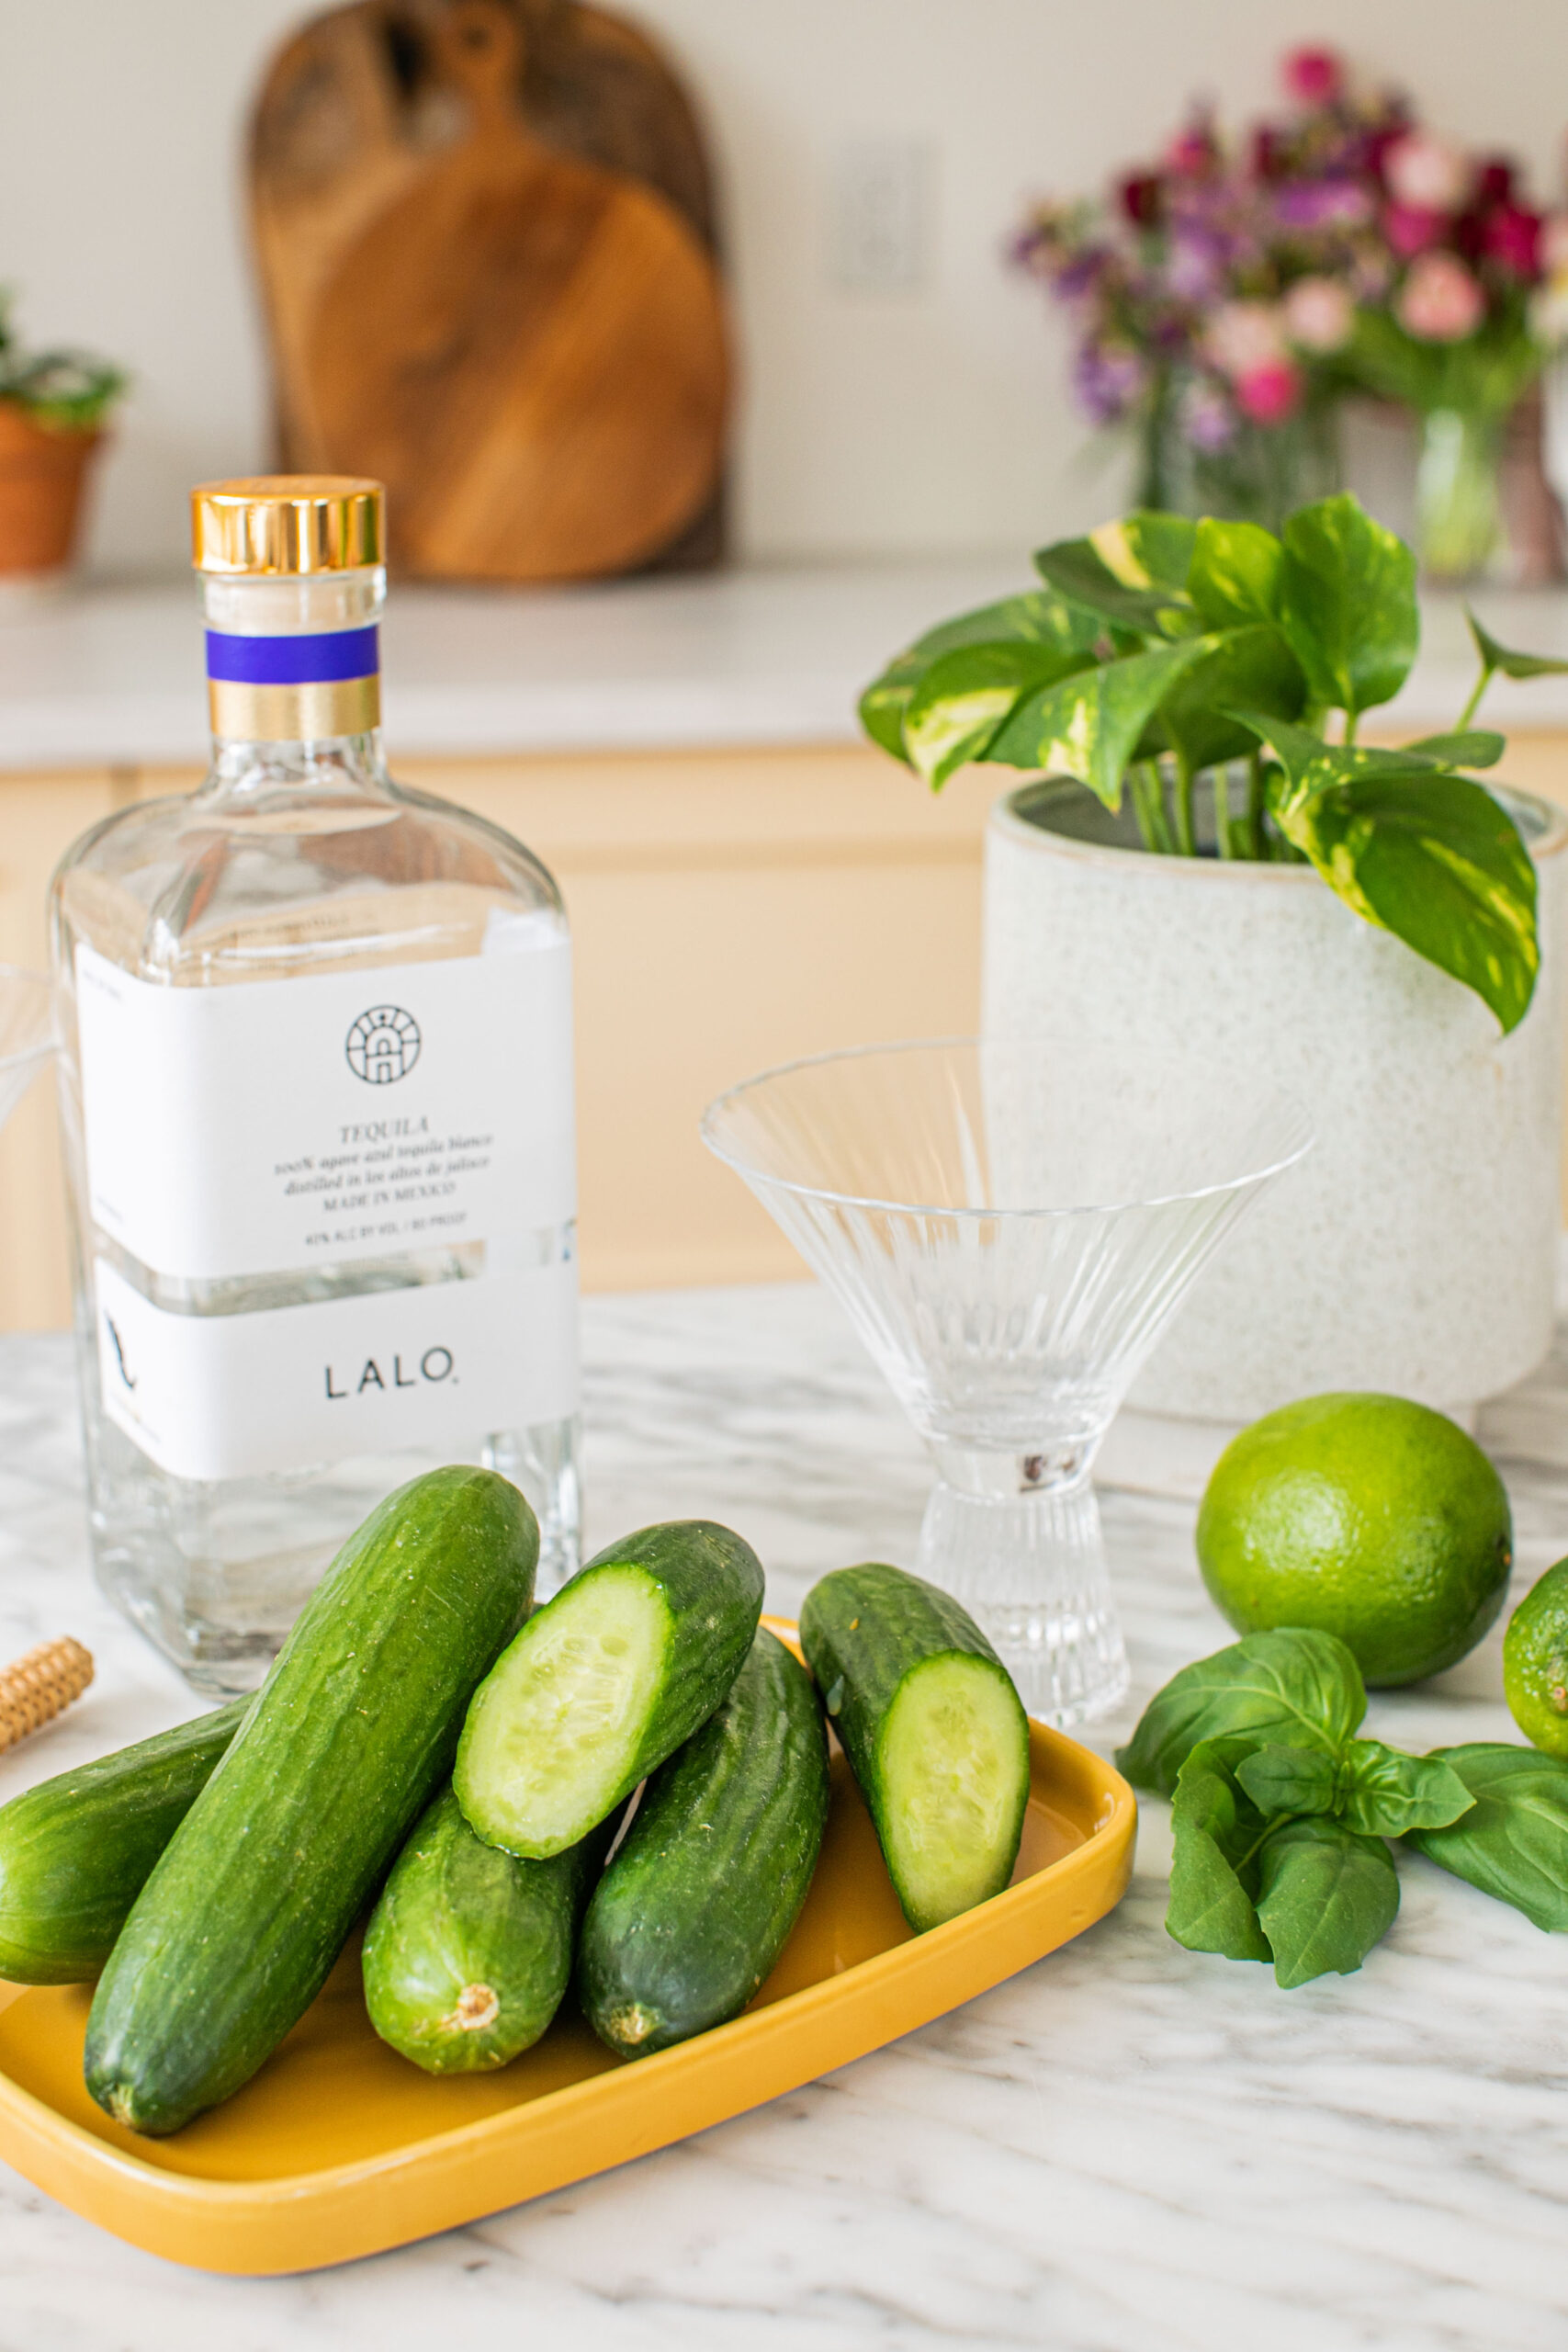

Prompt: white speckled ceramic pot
xmin=983 ymin=776 xmax=1568 ymax=1423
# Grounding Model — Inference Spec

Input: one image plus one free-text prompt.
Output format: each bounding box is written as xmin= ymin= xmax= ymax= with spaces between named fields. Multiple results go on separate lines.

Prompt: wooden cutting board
xmin=249 ymin=0 xmax=730 ymax=582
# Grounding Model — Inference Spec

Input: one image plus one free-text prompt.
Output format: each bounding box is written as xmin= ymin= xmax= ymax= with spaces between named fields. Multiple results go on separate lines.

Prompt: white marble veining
xmin=2 ymin=1282 xmax=1568 ymax=2348
xmin=0 ymin=564 xmax=1565 ymax=771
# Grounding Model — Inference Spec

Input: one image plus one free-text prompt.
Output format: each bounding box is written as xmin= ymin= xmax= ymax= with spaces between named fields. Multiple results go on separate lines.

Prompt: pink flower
xmin=1543 ymin=215 xmax=1568 ymax=275
xmin=1384 ymin=203 xmax=1448 ymax=259
xmin=1483 ymin=204 xmax=1543 ymax=279
xmin=1397 ymin=251 xmax=1486 ymax=341
xmin=1166 ymin=124 xmax=1219 ymax=178
xmin=1204 ymin=300 xmax=1289 ymax=379
xmin=1235 ymin=361 xmax=1303 ymax=424
xmin=1282 ymin=48 xmax=1344 ymax=107
xmin=1384 ymin=132 xmax=1470 ymax=213
xmin=1283 ymin=276 xmax=1356 ymax=352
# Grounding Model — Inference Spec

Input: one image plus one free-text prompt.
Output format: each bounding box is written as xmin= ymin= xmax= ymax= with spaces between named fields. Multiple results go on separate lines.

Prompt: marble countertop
xmin=2 ymin=563 xmax=1568 ymax=772
xmin=3 ymin=1281 xmax=1568 ymax=2349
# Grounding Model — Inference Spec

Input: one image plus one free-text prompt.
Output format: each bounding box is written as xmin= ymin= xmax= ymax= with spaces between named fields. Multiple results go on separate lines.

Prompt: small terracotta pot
xmin=0 ymin=402 xmax=103 ymax=577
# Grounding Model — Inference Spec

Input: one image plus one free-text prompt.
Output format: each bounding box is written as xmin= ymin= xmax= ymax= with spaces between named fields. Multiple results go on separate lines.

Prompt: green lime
xmin=1196 ymin=1392 xmax=1512 ymax=1688
xmin=1503 ymin=1559 xmax=1568 ymax=1754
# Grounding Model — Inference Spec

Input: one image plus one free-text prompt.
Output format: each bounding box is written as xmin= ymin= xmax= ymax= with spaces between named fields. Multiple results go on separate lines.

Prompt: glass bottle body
xmin=51 ymin=566 xmax=581 ymax=1692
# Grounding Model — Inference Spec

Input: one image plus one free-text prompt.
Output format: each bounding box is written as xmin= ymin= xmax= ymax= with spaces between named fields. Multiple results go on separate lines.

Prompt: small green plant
xmin=1117 ymin=1627 xmax=1568 ymax=1986
xmin=860 ymin=492 xmax=1568 ymax=1034
xmin=0 ymin=292 xmax=125 ymax=434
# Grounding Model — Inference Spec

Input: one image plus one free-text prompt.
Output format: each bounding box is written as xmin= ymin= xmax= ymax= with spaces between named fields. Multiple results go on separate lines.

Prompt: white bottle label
xmin=75 ymin=930 xmax=574 ymax=1282
xmin=75 ymin=927 xmax=579 ymax=1481
xmin=94 ymin=1256 xmax=579 ymax=1483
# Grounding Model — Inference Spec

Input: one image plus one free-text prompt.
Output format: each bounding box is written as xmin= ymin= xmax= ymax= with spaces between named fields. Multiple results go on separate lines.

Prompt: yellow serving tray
xmin=0 ymin=1624 xmax=1135 ymax=2274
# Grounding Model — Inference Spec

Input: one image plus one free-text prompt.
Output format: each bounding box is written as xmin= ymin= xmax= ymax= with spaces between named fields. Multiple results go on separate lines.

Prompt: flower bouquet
xmin=1014 ymin=48 xmax=1563 ymax=573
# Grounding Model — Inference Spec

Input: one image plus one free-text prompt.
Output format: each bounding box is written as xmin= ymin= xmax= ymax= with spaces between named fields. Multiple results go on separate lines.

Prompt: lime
xmin=1196 ymin=1392 xmax=1512 ymax=1688
xmin=1503 ymin=1559 xmax=1568 ymax=1754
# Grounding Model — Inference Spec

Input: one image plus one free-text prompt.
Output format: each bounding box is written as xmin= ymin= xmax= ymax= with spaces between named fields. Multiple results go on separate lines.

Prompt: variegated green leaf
xmin=903 ymin=640 xmax=1094 ymax=787
xmin=1279 ymin=494 xmax=1418 ymax=715
xmin=988 ymin=637 xmax=1213 ymax=808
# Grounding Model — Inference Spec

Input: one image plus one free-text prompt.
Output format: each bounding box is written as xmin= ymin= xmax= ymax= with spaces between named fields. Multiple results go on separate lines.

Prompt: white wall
xmin=2 ymin=0 xmax=1564 ymax=572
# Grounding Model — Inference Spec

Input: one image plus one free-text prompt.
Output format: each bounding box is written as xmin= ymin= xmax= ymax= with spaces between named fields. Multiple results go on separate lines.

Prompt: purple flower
xmin=1164 ymin=226 xmax=1226 ymax=301
xmin=1074 ymin=340 xmax=1148 ymax=423
xmin=1273 ymin=177 xmax=1372 ymax=230
xmin=1182 ymin=379 xmax=1236 ymax=450
xmin=1054 ymin=245 xmax=1114 ymax=299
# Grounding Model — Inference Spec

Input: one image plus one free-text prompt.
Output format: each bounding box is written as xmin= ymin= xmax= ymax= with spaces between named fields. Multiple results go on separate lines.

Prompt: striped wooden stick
xmin=0 ymin=1637 xmax=95 ymax=1757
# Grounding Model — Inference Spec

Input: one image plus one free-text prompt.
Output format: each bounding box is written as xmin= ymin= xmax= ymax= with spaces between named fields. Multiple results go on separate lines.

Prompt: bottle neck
xmin=199 ymin=567 xmax=387 ymax=781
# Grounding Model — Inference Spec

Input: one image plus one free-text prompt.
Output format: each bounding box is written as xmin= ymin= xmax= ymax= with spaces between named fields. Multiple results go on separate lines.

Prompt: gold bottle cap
xmin=191 ymin=476 xmax=385 ymax=575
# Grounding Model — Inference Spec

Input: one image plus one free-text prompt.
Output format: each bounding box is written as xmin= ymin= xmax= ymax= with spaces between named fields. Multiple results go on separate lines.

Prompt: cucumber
xmin=579 ymin=1625 xmax=829 ymax=2058
xmin=799 ymin=1564 xmax=1030 ymax=1933
xmin=0 ymin=1698 xmax=249 ymax=1984
xmin=456 ymin=1520 xmax=764 ymax=1860
xmin=363 ymin=1787 xmax=613 ymax=2074
xmin=85 ymin=1466 xmax=537 ymax=2135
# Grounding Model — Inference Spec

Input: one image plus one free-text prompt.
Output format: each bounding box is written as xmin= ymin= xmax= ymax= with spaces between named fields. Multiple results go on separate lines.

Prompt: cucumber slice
xmin=878 ymin=1653 xmax=1032 ymax=1928
xmin=800 ymin=1563 xmax=1031 ymax=1933
xmin=457 ymin=1566 xmax=668 ymax=1859
xmin=456 ymin=1520 xmax=764 ymax=1861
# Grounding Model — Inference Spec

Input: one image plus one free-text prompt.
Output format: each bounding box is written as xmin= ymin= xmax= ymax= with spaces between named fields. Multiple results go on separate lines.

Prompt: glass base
xmin=916 ymin=1476 xmax=1129 ymax=1727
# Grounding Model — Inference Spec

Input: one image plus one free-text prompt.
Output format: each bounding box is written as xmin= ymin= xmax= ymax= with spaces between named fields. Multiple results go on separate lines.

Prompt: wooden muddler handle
xmin=0 ymin=1637 xmax=95 ymax=1757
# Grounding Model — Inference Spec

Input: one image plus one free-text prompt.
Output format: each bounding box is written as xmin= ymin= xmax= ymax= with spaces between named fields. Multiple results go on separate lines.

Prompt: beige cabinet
xmin=0 ymin=744 xmax=999 ymax=1329
xmin=6 ymin=730 xmax=1565 ymax=1332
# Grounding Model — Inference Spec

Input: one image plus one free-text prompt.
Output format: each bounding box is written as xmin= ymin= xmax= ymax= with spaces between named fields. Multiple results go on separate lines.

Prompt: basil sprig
xmin=1116 ymin=1627 xmax=1562 ymax=1989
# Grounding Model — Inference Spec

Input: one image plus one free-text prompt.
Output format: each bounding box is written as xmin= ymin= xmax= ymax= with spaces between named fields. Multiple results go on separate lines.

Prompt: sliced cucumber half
xmin=456 ymin=1566 xmax=668 ymax=1860
xmin=455 ymin=1519 xmax=765 ymax=1861
xmin=878 ymin=1654 xmax=1029 ymax=1930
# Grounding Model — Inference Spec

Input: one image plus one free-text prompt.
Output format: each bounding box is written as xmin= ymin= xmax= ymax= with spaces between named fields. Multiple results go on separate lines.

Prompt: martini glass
xmin=703 ymin=1037 xmax=1312 ymax=1724
xmin=0 ymin=969 xmax=53 ymax=1133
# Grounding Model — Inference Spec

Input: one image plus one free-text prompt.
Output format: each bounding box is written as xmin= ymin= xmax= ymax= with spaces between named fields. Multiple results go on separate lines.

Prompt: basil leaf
xmin=1090 ymin=510 xmax=1198 ymax=594
xmin=1407 ymin=1744 xmax=1568 ymax=1931
xmin=903 ymin=640 xmax=1095 ymax=787
xmin=1278 ymin=494 xmax=1418 ymax=716
xmin=1466 ymin=610 xmax=1568 ymax=684
xmin=1156 ymin=623 xmax=1306 ymax=774
xmin=1167 ymin=1742 xmax=1272 ymax=1962
xmin=1402 ymin=730 xmax=1506 ymax=771
xmin=1260 ymin=744 xmax=1539 ymax=1035
xmin=986 ymin=637 xmax=1211 ymax=809
xmin=1115 ymin=1628 xmax=1367 ymax=1798
xmin=859 ymin=591 xmax=1100 ymax=763
xmin=1187 ymin=518 xmax=1285 ymax=630
xmin=1032 ymin=535 xmax=1200 ymax=640
xmin=1337 ymin=1739 xmax=1474 ymax=1838
xmin=1235 ymin=1743 xmax=1338 ymax=1819
xmin=1256 ymin=1816 xmax=1400 ymax=1988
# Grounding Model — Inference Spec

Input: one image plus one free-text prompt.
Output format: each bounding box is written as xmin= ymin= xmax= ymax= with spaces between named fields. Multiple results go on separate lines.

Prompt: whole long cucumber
xmin=456 ymin=1520 xmax=764 ymax=1860
xmin=85 ymin=1466 xmax=537 ymax=2135
xmin=0 ymin=1698 xmax=249 ymax=1984
xmin=580 ymin=1625 xmax=829 ymax=2058
xmin=363 ymin=1788 xmax=615 ymax=2074
xmin=800 ymin=1564 xmax=1030 ymax=1933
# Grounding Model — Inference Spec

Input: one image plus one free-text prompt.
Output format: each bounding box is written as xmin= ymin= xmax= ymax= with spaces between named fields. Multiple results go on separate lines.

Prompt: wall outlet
xmin=829 ymin=138 xmax=933 ymax=293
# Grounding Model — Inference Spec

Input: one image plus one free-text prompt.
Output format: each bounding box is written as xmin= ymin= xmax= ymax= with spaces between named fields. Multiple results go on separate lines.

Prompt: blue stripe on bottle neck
xmin=205 ymin=626 xmax=380 ymax=686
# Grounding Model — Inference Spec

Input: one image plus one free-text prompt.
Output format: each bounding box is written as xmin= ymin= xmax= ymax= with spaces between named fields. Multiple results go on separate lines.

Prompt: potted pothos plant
xmin=0 ymin=293 xmax=125 ymax=581
xmin=860 ymin=492 xmax=1568 ymax=1428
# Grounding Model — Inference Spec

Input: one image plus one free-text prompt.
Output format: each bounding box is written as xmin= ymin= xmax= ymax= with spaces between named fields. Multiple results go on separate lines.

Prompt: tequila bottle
xmin=51 ymin=477 xmax=581 ymax=1692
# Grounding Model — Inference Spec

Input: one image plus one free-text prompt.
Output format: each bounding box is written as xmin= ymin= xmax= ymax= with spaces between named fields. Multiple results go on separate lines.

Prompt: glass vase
xmin=1416 ymin=408 xmax=1504 ymax=582
xmin=1138 ymin=373 xmax=1340 ymax=531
